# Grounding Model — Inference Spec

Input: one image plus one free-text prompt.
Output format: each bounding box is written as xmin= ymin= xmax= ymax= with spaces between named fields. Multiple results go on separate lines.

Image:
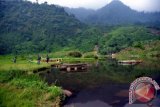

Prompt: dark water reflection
xmin=39 ymin=58 xmax=160 ymax=107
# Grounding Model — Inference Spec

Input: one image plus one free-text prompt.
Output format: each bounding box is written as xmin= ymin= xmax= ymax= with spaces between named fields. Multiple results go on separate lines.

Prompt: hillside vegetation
xmin=116 ymin=40 xmax=160 ymax=59
xmin=99 ymin=26 xmax=160 ymax=54
xmin=1 ymin=1 xmax=160 ymax=55
xmin=0 ymin=0 xmax=87 ymax=54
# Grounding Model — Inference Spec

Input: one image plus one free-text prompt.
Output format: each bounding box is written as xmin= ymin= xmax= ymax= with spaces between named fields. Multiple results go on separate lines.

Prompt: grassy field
xmin=115 ymin=40 xmax=160 ymax=60
xmin=0 ymin=59 xmax=50 ymax=72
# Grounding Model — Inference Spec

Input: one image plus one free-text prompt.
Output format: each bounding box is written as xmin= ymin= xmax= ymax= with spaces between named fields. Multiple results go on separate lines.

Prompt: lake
xmin=39 ymin=58 xmax=160 ymax=107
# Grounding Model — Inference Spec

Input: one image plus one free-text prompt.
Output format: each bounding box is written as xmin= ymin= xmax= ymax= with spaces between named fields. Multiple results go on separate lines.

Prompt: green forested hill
xmin=0 ymin=1 xmax=159 ymax=55
xmin=99 ymin=26 xmax=160 ymax=54
xmin=0 ymin=0 xmax=87 ymax=54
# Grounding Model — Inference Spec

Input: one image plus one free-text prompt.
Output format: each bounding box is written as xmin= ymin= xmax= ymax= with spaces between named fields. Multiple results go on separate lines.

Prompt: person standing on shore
xmin=13 ymin=56 xmax=17 ymax=63
xmin=37 ymin=54 xmax=41 ymax=65
xmin=46 ymin=54 xmax=50 ymax=63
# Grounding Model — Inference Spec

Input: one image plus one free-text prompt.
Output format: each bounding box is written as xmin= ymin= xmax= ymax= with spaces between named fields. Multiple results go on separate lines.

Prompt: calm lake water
xmin=39 ymin=58 xmax=160 ymax=107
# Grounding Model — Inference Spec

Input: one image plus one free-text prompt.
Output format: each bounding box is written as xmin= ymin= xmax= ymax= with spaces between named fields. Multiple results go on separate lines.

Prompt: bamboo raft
xmin=52 ymin=63 xmax=88 ymax=72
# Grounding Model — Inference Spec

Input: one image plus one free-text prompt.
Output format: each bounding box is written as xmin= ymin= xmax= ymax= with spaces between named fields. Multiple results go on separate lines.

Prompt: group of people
xmin=12 ymin=54 xmax=50 ymax=65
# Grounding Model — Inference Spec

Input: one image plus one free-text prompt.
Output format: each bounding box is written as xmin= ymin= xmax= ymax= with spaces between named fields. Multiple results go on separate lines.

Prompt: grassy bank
xmin=115 ymin=40 xmax=160 ymax=60
xmin=0 ymin=69 xmax=63 ymax=107
xmin=0 ymin=55 xmax=64 ymax=107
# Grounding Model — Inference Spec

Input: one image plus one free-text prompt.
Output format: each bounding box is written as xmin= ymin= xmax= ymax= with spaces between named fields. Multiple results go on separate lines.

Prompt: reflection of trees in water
xmin=90 ymin=59 xmax=160 ymax=83
xmin=39 ymin=58 xmax=160 ymax=90
xmin=90 ymin=60 xmax=134 ymax=82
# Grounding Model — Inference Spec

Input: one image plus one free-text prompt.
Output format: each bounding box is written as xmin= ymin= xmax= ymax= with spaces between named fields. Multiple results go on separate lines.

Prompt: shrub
xmin=83 ymin=52 xmax=98 ymax=59
xmin=10 ymin=78 xmax=48 ymax=90
xmin=68 ymin=51 xmax=82 ymax=57
xmin=48 ymin=86 xmax=62 ymax=99
xmin=133 ymin=42 xmax=145 ymax=50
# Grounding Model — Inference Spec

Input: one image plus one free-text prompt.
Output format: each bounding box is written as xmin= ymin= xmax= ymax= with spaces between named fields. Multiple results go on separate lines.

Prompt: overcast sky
xmin=28 ymin=0 xmax=160 ymax=12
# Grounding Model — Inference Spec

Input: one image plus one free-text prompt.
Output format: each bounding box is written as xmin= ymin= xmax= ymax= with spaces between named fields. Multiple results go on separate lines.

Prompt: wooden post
xmin=74 ymin=67 xmax=78 ymax=71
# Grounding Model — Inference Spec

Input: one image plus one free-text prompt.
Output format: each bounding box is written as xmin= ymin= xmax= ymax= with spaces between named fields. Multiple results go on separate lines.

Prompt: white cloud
xmin=28 ymin=0 xmax=160 ymax=12
xmin=121 ymin=0 xmax=160 ymax=12
xmin=29 ymin=0 xmax=112 ymax=9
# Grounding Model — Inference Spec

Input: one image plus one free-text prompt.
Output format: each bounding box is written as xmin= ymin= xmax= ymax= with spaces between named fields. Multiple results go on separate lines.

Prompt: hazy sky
xmin=28 ymin=0 xmax=160 ymax=12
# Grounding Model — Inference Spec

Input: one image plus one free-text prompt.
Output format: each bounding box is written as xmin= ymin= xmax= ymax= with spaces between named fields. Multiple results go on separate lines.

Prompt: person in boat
xmin=46 ymin=54 xmax=50 ymax=63
xmin=37 ymin=54 xmax=41 ymax=64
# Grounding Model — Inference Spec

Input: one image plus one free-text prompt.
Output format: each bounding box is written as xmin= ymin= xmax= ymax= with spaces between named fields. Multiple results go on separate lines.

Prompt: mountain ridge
xmin=64 ymin=7 xmax=95 ymax=22
xmin=65 ymin=0 xmax=160 ymax=25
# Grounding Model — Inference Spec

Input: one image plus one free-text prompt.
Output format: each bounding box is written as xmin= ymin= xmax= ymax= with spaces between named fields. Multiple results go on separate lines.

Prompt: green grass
xmin=0 ymin=84 xmax=44 ymax=107
xmin=115 ymin=40 xmax=160 ymax=60
xmin=0 ymin=54 xmax=61 ymax=72
xmin=0 ymin=69 xmax=63 ymax=107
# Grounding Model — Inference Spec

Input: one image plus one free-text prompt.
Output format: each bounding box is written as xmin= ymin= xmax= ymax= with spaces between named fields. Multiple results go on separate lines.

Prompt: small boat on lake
xmin=118 ymin=60 xmax=142 ymax=65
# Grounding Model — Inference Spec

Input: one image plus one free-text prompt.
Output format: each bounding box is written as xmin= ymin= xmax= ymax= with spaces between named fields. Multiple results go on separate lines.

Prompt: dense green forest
xmin=0 ymin=0 xmax=160 ymax=55
xmin=0 ymin=0 xmax=86 ymax=54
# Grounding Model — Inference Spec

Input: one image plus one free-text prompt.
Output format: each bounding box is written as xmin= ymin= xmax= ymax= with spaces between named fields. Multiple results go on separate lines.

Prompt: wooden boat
xmin=118 ymin=60 xmax=142 ymax=65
